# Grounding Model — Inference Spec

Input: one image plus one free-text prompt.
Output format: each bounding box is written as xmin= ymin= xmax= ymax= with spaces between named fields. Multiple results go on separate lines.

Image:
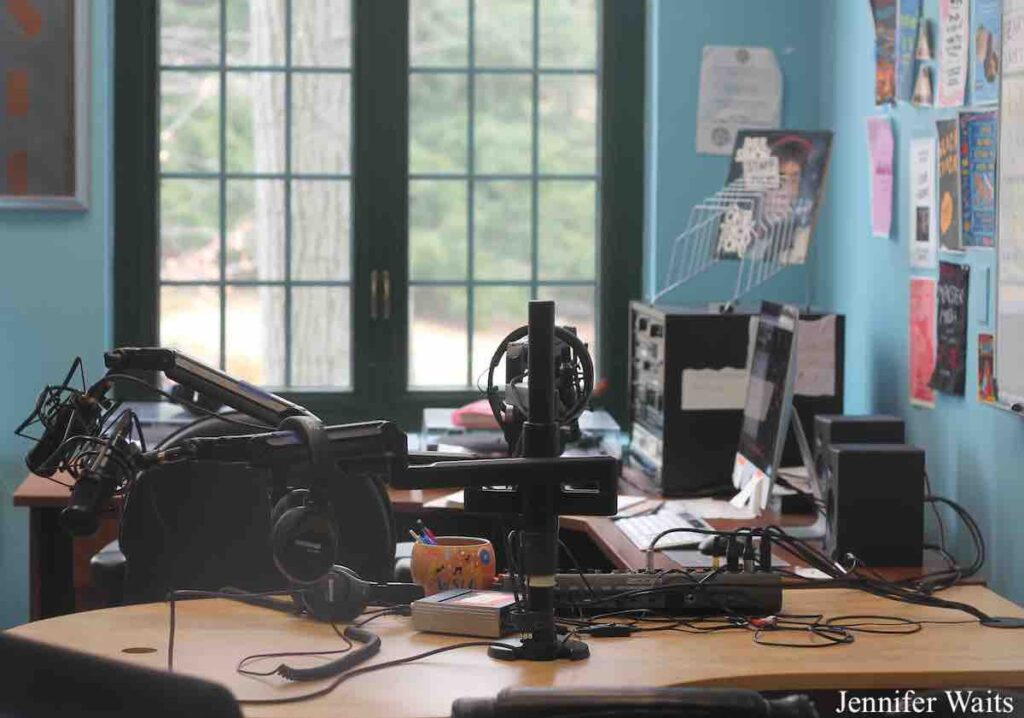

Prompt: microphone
xmin=24 ymin=378 xmax=110 ymax=477
xmin=61 ymin=411 xmax=135 ymax=536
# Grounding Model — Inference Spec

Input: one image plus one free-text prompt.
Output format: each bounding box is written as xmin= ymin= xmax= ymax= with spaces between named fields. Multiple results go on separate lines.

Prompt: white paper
xmin=665 ymin=498 xmax=757 ymax=520
xmin=909 ymin=137 xmax=939 ymax=269
xmin=680 ymin=367 xmax=749 ymax=410
xmin=1004 ymin=7 xmax=1024 ymax=73
xmin=795 ymin=315 xmax=837 ymax=397
xmin=937 ymin=0 xmax=970 ymax=108
xmin=696 ymin=46 xmax=782 ymax=156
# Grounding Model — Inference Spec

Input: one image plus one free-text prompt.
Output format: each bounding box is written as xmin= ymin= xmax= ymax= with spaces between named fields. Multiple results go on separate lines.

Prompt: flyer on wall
xmin=871 ymin=0 xmax=898 ymax=104
xmin=899 ymin=0 xmax=924 ymax=101
xmin=979 ymin=333 xmax=997 ymax=402
xmin=867 ymin=116 xmax=894 ymax=238
xmin=910 ymin=277 xmax=938 ymax=408
xmin=930 ymin=261 xmax=971 ymax=396
xmin=909 ymin=136 xmax=938 ymax=269
xmin=938 ymin=0 xmax=971 ymax=107
xmin=960 ymin=110 xmax=998 ymax=248
xmin=972 ymin=0 xmax=1003 ymax=104
xmin=937 ymin=118 xmax=963 ymax=251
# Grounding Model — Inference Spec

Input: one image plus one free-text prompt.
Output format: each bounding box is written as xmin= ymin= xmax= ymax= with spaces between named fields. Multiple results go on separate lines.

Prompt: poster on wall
xmin=938 ymin=0 xmax=971 ymax=107
xmin=937 ymin=118 xmax=963 ymax=251
xmin=959 ymin=110 xmax=998 ymax=248
xmin=979 ymin=333 xmax=997 ymax=402
xmin=910 ymin=277 xmax=938 ymax=408
xmin=867 ymin=116 xmax=894 ymax=238
xmin=899 ymin=0 xmax=924 ymax=101
xmin=930 ymin=261 xmax=971 ymax=396
xmin=972 ymin=0 xmax=1003 ymax=104
xmin=695 ymin=46 xmax=783 ymax=156
xmin=909 ymin=136 xmax=938 ymax=269
xmin=871 ymin=0 xmax=898 ymax=104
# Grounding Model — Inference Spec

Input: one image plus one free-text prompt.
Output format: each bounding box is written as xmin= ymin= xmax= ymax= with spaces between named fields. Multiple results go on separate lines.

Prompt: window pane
xmin=292 ymin=73 xmax=352 ymax=174
xmin=539 ymin=0 xmax=597 ymax=68
xmin=538 ymin=75 xmax=597 ymax=174
xmin=226 ymin=179 xmax=285 ymax=280
xmin=410 ymin=0 xmax=467 ymax=67
xmin=226 ymin=285 xmax=285 ymax=385
xmin=410 ymin=180 xmax=467 ymax=280
xmin=292 ymin=180 xmax=351 ymax=281
xmin=473 ymin=286 xmax=531 ymax=383
xmin=538 ymin=181 xmax=596 ymax=280
xmin=292 ymin=0 xmax=352 ymax=68
xmin=291 ymin=287 xmax=352 ymax=388
xmin=537 ymin=285 xmax=596 ymax=351
xmin=226 ymin=0 xmax=286 ymax=66
xmin=475 ymin=74 xmax=531 ymax=174
xmin=410 ymin=75 xmax=468 ymax=173
xmin=161 ymin=0 xmax=219 ymax=66
xmin=475 ymin=181 xmax=530 ymax=280
xmin=161 ymin=179 xmax=220 ymax=281
xmin=475 ymin=0 xmax=532 ymax=68
xmin=160 ymin=71 xmax=220 ymax=173
xmin=160 ymin=285 xmax=220 ymax=367
xmin=410 ymin=286 xmax=467 ymax=387
xmin=226 ymin=72 xmax=286 ymax=173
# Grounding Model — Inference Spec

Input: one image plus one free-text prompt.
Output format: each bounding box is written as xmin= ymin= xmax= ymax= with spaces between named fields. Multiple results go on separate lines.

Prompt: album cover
xmin=937 ymin=118 xmax=963 ymax=251
xmin=930 ymin=261 xmax=970 ymax=396
xmin=972 ymin=0 xmax=1002 ymax=104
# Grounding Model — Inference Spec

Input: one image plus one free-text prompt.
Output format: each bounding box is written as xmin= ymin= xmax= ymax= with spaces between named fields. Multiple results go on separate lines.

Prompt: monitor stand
xmin=730 ymin=408 xmax=826 ymax=540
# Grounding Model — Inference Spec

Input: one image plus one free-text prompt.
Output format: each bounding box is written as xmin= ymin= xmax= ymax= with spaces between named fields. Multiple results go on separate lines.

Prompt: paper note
xmin=972 ymin=0 xmax=1002 ymax=104
xmin=898 ymin=0 xmax=924 ymax=101
xmin=795 ymin=315 xmax=837 ymax=397
xmin=867 ymin=116 xmax=895 ymax=237
xmin=695 ymin=46 xmax=782 ymax=156
xmin=910 ymin=278 xmax=938 ymax=407
xmin=938 ymin=0 xmax=970 ymax=108
xmin=680 ymin=367 xmax=749 ymax=410
xmin=665 ymin=498 xmax=757 ymax=521
xmin=909 ymin=137 xmax=938 ymax=269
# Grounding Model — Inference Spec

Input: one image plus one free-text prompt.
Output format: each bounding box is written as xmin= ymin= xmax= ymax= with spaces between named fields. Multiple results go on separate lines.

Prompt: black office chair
xmin=451 ymin=687 xmax=820 ymax=718
xmin=91 ymin=413 xmax=399 ymax=605
xmin=0 ymin=632 xmax=242 ymax=718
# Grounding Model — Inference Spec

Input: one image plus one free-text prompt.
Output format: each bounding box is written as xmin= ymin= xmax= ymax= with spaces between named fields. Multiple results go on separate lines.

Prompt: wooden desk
xmin=8 ymin=586 xmax=1024 ymax=718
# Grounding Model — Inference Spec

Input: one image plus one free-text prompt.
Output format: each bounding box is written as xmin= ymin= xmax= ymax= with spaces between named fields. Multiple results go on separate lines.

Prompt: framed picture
xmin=0 ymin=0 xmax=89 ymax=210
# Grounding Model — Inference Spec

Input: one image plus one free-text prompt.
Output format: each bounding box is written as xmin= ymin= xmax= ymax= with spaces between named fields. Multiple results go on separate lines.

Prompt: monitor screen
xmin=732 ymin=303 xmax=800 ymax=506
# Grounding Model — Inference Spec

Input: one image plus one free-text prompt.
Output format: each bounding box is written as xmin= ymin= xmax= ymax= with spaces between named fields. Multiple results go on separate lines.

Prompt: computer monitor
xmin=731 ymin=302 xmax=800 ymax=514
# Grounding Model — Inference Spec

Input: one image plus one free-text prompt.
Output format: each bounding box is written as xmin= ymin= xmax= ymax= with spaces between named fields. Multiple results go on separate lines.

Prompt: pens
xmin=416 ymin=519 xmax=438 ymax=543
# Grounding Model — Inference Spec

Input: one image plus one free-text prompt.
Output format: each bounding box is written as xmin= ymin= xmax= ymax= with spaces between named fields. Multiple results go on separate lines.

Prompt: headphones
xmin=269 ymin=415 xmax=341 ymax=585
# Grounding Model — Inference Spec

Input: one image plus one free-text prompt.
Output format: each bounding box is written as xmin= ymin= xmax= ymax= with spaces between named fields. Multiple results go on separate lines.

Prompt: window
xmin=115 ymin=0 xmax=643 ymax=425
xmin=407 ymin=0 xmax=599 ymax=389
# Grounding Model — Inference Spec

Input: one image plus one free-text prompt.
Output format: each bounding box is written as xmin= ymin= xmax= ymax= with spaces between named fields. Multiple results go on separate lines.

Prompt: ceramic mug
xmin=410 ymin=536 xmax=496 ymax=596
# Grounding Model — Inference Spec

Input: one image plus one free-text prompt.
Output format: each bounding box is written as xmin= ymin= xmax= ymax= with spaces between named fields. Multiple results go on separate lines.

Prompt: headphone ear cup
xmin=270 ymin=489 xmax=309 ymax=529
xmin=298 ymin=566 xmax=371 ymax=622
xmin=271 ymin=501 xmax=339 ymax=585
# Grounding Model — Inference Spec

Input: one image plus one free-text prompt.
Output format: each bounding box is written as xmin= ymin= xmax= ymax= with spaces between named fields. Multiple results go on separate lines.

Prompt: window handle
xmin=370 ymin=269 xmax=379 ymax=320
xmin=381 ymin=270 xmax=391 ymax=320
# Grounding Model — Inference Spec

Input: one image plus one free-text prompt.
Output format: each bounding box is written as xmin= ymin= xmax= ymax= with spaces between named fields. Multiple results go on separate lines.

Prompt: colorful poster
xmin=972 ymin=0 xmax=1003 ymax=104
xmin=899 ymin=0 xmax=924 ymax=101
xmin=937 ymin=119 xmax=963 ymax=251
xmin=959 ymin=110 xmax=998 ymax=248
xmin=871 ymin=0 xmax=898 ymax=104
xmin=979 ymin=333 xmax=996 ymax=401
xmin=938 ymin=0 xmax=971 ymax=107
xmin=930 ymin=261 xmax=971 ymax=395
xmin=867 ymin=116 xmax=895 ymax=238
xmin=718 ymin=130 xmax=833 ymax=265
xmin=910 ymin=278 xmax=938 ymax=407
xmin=909 ymin=136 xmax=938 ymax=268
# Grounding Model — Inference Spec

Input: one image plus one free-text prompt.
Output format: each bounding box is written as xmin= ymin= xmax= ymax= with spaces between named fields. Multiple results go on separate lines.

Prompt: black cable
xmin=237 ymin=624 xmax=353 ymax=677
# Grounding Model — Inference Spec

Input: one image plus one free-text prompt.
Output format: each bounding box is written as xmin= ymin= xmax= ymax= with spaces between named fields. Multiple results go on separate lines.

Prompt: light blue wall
xmin=0 ymin=1 xmax=113 ymax=628
xmin=645 ymin=0 xmax=828 ymax=307
xmin=819 ymin=0 xmax=1024 ymax=604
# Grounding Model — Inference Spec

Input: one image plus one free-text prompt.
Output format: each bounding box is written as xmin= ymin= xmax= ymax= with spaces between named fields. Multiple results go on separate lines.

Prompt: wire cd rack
xmin=652 ymin=173 xmax=814 ymax=308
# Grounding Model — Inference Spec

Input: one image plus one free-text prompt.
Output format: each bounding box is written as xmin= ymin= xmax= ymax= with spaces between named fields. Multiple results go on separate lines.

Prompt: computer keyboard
xmin=615 ymin=511 xmax=713 ymax=551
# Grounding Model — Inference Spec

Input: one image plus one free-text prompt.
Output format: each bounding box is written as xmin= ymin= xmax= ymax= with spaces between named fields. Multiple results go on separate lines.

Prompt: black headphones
xmin=269 ymin=415 xmax=340 ymax=585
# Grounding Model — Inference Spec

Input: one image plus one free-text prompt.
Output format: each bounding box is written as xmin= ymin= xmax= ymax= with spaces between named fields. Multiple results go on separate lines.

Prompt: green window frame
xmin=114 ymin=0 xmax=644 ymax=428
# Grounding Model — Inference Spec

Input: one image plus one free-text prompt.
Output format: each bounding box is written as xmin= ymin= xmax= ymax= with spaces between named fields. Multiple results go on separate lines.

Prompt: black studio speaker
xmin=823 ymin=443 xmax=924 ymax=567
xmin=813 ymin=415 xmax=905 ymax=478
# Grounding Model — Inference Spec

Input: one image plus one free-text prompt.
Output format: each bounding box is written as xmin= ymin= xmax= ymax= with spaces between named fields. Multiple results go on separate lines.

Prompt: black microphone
xmin=25 ymin=379 xmax=109 ymax=477
xmin=61 ymin=411 xmax=134 ymax=536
